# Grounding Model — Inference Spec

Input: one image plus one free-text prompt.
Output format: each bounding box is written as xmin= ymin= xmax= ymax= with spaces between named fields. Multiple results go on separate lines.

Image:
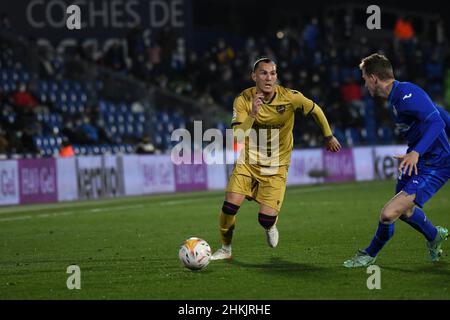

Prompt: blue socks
xmin=365 ymin=222 xmax=395 ymax=257
xmin=400 ymin=207 xmax=438 ymax=242
xmin=364 ymin=207 xmax=437 ymax=258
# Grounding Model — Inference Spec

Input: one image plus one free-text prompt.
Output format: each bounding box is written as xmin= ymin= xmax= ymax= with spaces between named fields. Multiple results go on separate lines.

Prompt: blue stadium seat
xmin=134 ymin=124 xmax=144 ymax=137
xmin=100 ymin=144 xmax=109 ymax=154
xmin=126 ymin=124 xmax=134 ymax=135
xmin=62 ymin=80 xmax=72 ymax=91
xmin=154 ymin=133 xmax=163 ymax=146
xmin=0 ymin=70 xmax=7 ymax=82
xmin=112 ymin=145 xmax=120 ymax=154
xmin=118 ymin=124 xmax=125 ymax=135
xmin=40 ymin=93 xmax=47 ymax=103
xmin=377 ymin=127 xmax=394 ymax=144
xmin=20 ymin=71 xmax=30 ymax=83
xmin=38 ymin=80 xmax=49 ymax=93
xmin=136 ymin=114 xmax=146 ymax=123
xmin=59 ymin=92 xmax=67 ymax=103
xmin=6 ymin=113 xmax=15 ymax=124
xmin=41 ymin=137 xmax=49 ymax=148
xmin=73 ymin=145 xmax=81 ymax=155
xmin=55 ymin=136 xmax=63 ymax=147
xmin=68 ymin=91 xmax=77 ymax=103
xmin=166 ymin=122 xmax=174 ymax=132
xmin=33 ymin=136 xmax=42 ymax=149
xmin=99 ymin=100 xmax=108 ymax=113
xmin=48 ymin=137 xmax=56 ymax=147
xmin=216 ymin=122 xmax=227 ymax=134
xmin=49 ymin=82 xmax=59 ymax=92
xmin=118 ymin=103 xmax=128 ymax=113
xmin=125 ymin=144 xmax=135 ymax=153
xmin=116 ymin=114 xmax=125 ymax=124
xmin=2 ymin=83 xmax=10 ymax=92
xmin=333 ymin=127 xmax=346 ymax=146
xmin=72 ymin=82 xmax=82 ymax=92
xmin=345 ymin=127 xmax=361 ymax=146
xmin=49 ymin=93 xmax=57 ymax=103
xmin=126 ymin=113 xmax=134 ymax=123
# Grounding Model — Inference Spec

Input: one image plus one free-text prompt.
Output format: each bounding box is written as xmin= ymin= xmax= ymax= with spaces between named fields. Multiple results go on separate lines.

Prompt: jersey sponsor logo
xmin=402 ymin=93 xmax=412 ymax=100
xmin=276 ymin=105 xmax=286 ymax=114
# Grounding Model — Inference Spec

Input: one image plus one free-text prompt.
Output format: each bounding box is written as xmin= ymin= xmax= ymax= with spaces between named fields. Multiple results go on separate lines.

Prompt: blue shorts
xmin=396 ymin=163 xmax=450 ymax=208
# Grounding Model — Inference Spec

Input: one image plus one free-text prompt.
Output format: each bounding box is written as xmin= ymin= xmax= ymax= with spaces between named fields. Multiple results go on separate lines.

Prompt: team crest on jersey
xmin=276 ymin=105 xmax=286 ymax=114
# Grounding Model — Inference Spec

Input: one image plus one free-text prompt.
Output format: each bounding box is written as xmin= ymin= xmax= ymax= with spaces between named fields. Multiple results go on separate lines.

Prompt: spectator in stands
xmin=342 ymin=7 xmax=354 ymax=39
xmin=59 ymin=137 xmax=75 ymax=157
xmin=435 ymin=17 xmax=447 ymax=45
xmin=136 ymin=136 xmax=156 ymax=154
xmin=11 ymin=83 xmax=38 ymax=109
xmin=340 ymin=76 xmax=362 ymax=103
xmin=79 ymin=115 xmax=99 ymax=145
xmin=394 ymin=16 xmax=416 ymax=63
xmin=20 ymin=122 xmax=41 ymax=154
xmin=68 ymin=118 xmax=88 ymax=145
xmin=103 ymin=41 xmax=127 ymax=73
xmin=216 ymin=38 xmax=235 ymax=64
xmin=0 ymin=127 xmax=9 ymax=157
xmin=0 ymin=13 xmax=11 ymax=30
xmin=126 ymin=25 xmax=148 ymax=65
xmin=394 ymin=16 xmax=415 ymax=41
xmin=303 ymin=17 xmax=320 ymax=53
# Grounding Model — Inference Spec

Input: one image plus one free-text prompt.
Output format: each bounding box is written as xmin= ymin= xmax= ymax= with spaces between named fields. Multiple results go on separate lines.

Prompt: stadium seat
xmin=345 ymin=127 xmax=361 ymax=146
xmin=377 ymin=127 xmax=394 ymax=144
xmin=33 ymin=136 xmax=42 ymax=149
xmin=333 ymin=127 xmax=346 ymax=146
xmin=125 ymin=144 xmax=135 ymax=153
xmin=112 ymin=145 xmax=120 ymax=154
xmin=73 ymin=145 xmax=81 ymax=155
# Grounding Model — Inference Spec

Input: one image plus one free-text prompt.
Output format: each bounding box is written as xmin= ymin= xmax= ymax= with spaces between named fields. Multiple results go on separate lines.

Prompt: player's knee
xmin=380 ymin=207 xmax=400 ymax=223
xmin=258 ymin=213 xmax=277 ymax=229
xmin=222 ymin=201 xmax=240 ymax=216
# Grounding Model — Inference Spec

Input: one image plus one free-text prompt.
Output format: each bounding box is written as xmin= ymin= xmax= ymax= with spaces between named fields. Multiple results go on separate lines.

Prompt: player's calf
xmin=219 ymin=201 xmax=240 ymax=246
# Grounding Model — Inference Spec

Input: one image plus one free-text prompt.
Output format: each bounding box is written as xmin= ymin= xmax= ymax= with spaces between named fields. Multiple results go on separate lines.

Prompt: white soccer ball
xmin=178 ymin=237 xmax=211 ymax=270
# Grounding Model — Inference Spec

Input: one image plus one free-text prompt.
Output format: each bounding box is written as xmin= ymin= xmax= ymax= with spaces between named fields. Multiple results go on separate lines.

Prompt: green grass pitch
xmin=0 ymin=180 xmax=449 ymax=300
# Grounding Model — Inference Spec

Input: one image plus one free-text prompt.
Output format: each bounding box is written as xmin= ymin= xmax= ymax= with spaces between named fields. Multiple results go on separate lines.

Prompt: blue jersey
xmin=388 ymin=80 xmax=450 ymax=166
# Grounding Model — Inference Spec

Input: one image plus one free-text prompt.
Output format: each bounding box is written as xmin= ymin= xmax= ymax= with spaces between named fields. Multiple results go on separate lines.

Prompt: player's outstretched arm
xmin=436 ymin=105 xmax=450 ymax=138
xmin=309 ymin=105 xmax=341 ymax=152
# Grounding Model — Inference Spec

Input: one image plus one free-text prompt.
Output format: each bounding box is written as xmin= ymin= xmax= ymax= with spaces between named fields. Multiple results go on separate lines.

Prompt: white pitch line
xmin=288 ymin=184 xmax=364 ymax=194
xmin=158 ymin=199 xmax=207 ymax=206
xmin=0 ymin=204 xmax=144 ymax=223
xmin=0 ymin=215 xmax=33 ymax=222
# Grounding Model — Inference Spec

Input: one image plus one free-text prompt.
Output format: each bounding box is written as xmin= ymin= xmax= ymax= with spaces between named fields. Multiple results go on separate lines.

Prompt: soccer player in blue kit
xmin=344 ymin=53 xmax=450 ymax=268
